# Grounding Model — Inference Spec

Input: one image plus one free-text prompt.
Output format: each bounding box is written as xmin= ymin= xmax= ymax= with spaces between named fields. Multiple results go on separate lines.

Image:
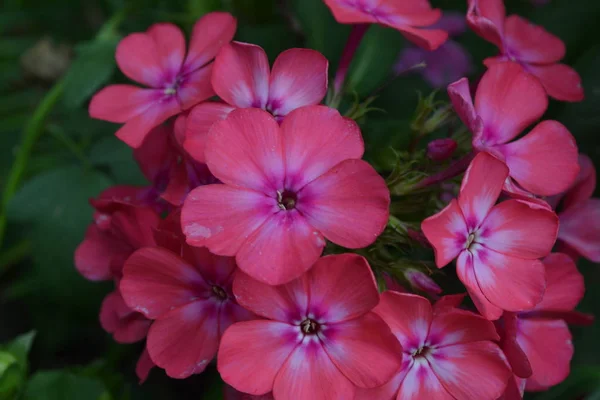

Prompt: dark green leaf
xmin=24 ymin=371 xmax=109 ymax=400
xmin=3 ymin=331 xmax=35 ymax=368
xmin=89 ymin=137 xmax=146 ymax=185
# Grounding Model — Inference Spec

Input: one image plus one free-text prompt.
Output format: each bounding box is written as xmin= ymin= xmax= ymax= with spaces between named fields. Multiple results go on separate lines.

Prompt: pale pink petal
xmin=562 ymin=154 xmax=596 ymax=210
xmin=517 ymin=319 xmax=573 ymax=390
xmin=535 ymin=253 xmax=584 ymax=311
xmin=218 ymin=321 xmax=300 ymax=396
xmin=503 ymin=15 xmax=565 ymax=64
xmin=421 ymin=199 xmax=467 ymax=267
xmin=528 ymin=63 xmax=584 ymax=102
xmin=99 ymin=290 xmax=151 ymax=344
xmin=146 ymin=301 xmax=219 ymax=378
xmin=115 ymin=98 xmax=181 ymax=148
xmin=321 ymin=312 xmax=403 ymax=388
xmin=559 ymin=199 xmax=600 ymax=262
xmin=233 ymin=270 xmax=308 ymax=323
xmin=184 ymin=102 xmax=235 ymax=163
xmin=306 ymin=254 xmax=379 ymax=323
xmin=89 ymin=85 xmax=156 ymax=123
xmin=268 ymin=49 xmax=328 ymax=117
xmin=474 ymin=62 xmax=548 ymax=146
xmin=429 ymin=341 xmax=511 ymax=399
xmin=447 ymin=78 xmax=483 ymax=139
xmin=147 ymin=23 xmax=185 ymax=80
xmin=480 ymin=199 xmax=558 ymax=259
xmin=456 ymin=251 xmax=504 ymax=320
xmin=397 ymin=359 xmax=454 ymax=400
xmin=212 ymin=42 xmax=270 ymax=108
xmin=428 ymin=309 xmax=499 ymax=347
xmin=272 ymin=340 xmax=355 ymax=400
xmin=205 ymin=108 xmax=284 ymax=193
xmin=184 ymin=12 xmax=237 ymax=72
xmin=235 ymin=210 xmax=325 ymax=285
xmin=374 ymin=292 xmax=432 ymax=350
xmin=466 ymin=0 xmax=506 ymax=48
xmin=115 ymin=33 xmax=163 ymax=87
xmin=120 ymin=247 xmax=209 ymax=319
xmin=177 ymin=63 xmax=216 ymax=110
xmin=298 ymin=159 xmax=389 ymax=248
xmin=499 ymin=120 xmax=580 ymax=196
xmin=181 ymin=184 xmax=276 ymax=253
xmin=458 ymin=152 xmax=509 ymax=229
xmin=281 ymin=106 xmax=364 ymax=191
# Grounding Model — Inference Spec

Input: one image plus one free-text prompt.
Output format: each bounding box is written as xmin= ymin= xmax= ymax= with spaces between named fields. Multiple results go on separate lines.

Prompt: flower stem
xmin=414 ymin=152 xmax=475 ymax=189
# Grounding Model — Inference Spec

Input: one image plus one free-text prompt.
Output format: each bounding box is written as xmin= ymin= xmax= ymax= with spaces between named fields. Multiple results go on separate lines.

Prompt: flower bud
xmin=427 ymin=138 xmax=457 ymax=161
xmin=404 ymin=269 xmax=442 ymax=295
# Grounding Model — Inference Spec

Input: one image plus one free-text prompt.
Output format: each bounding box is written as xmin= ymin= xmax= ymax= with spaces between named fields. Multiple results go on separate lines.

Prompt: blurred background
xmin=0 ymin=0 xmax=598 ymax=398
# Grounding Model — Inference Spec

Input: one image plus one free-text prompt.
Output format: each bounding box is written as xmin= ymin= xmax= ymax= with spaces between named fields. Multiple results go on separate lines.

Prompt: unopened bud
xmin=404 ymin=269 xmax=442 ymax=295
xmin=427 ymin=138 xmax=457 ymax=161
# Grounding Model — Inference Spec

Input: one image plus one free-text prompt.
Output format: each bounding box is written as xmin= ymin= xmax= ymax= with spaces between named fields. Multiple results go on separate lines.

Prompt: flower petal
xmin=501 ymin=312 xmax=533 ymax=378
xmin=75 ymin=225 xmax=130 ymax=281
xmin=115 ymin=33 xmax=163 ymax=87
xmin=177 ymin=63 xmax=216 ymax=110
xmin=236 ymin=210 xmax=325 ymax=285
xmin=205 ymin=108 xmax=285 ymax=193
xmin=212 ymin=42 xmax=270 ymax=108
xmin=99 ymin=290 xmax=151 ymax=344
xmin=136 ymin=348 xmax=155 ymax=384
xmin=184 ymin=12 xmax=237 ymax=72
xmin=298 ymin=159 xmax=389 ymax=249
xmin=527 ymin=63 xmax=584 ymax=102
xmin=89 ymin=85 xmax=156 ymax=123
xmin=456 ymin=251 xmax=504 ymax=320
xmin=421 ymin=199 xmax=467 ymax=268
xmin=447 ymin=78 xmax=483 ymax=138
xmin=281 ymin=106 xmax=364 ymax=191
xmin=397 ymin=359 xmax=454 ymax=400
xmin=184 ymin=102 xmax=235 ymax=163
xmin=535 ymin=253 xmax=584 ymax=311
xmin=562 ymin=154 xmax=596 ymax=210
xmin=396 ymin=26 xmax=448 ymax=51
xmin=503 ymin=15 xmax=565 ymax=64
xmin=182 ymin=246 xmax=237 ymax=286
xmin=499 ymin=120 xmax=580 ymax=196
xmin=428 ymin=309 xmax=499 ymax=347
xmin=146 ymin=23 xmax=185 ymax=80
xmin=133 ymin=123 xmax=175 ymax=183
xmin=558 ymin=199 xmax=600 ymax=262
xmin=268 ymin=49 xmax=328 ymax=116
xmin=218 ymin=320 xmax=300 ymax=396
xmin=466 ymin=0 xmax=506 ymax=49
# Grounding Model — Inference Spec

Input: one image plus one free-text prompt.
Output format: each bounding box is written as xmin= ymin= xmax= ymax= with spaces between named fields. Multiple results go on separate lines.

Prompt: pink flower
xmin=421 ymin=152 xmax=559 ymax=320
xmin=89 ymin=13 xmax=237 ymax=148
xmin=323 ymin=0 xmax=448 ymax=50
xmin=120 ymin=244 xmax=254 ymax=379
xmin=99 ymin=289 xmax=151 ymax=344
xmin=224 ymin=385 xmax=273 ymax=400
xmin=218 ymin=254 xmax=403 ymax=399
xmin=356 ymin=292 xmax=511 ymax=400
xmin=448 ymin=61 xmax=579 ymax=196
xmin=466 ymin=0 xmax=583 ymax=102
xmin=181 ymin=106 xmax=390 ymax=285
xmin=499 ymin=253 xmax=592 ymax=394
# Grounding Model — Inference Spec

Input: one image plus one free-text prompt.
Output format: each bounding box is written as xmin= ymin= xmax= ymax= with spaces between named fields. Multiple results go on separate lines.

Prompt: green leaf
xmin=24 ymin=371 xmax=109 ymax=400
xmin=3 ymin=331 xmax=35 ymax=368
xmin=0 ymin=361 xmax=22 ymax=399
xmin=0 ymin=352 xmax=17 ymax=378
xmin=89 ymin=137 xmax=146 ymax=185
xmin=62 ymin=38 xmax=119 ymax=109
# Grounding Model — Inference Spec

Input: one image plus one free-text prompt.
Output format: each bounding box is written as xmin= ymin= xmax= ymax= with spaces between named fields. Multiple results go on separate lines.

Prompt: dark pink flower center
xmin=211 ymin=285 xmax=228 ymax=301
xmin=277 ymin=190 xmax=297 ymax=211
xmin=300 ymin=318 xmax=320 ymax=335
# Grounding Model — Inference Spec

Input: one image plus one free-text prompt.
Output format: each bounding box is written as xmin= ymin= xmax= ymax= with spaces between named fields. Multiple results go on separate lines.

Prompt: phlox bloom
xmin=448 ymin=61 xmax=579 ymax=196
xmin=467 ymin=0 xmax=583 ymax=102
xmin=89 ymin=12 xmax=236 ymax=147
xmin=218 ymin=254 xmax=403 ymax=400
xmin=181 ymin=105 xmax=390 ymax=285
xmin=357 ymin=292 xmax=511 ymax=400
xmin=324 ymin=0 xmax=448 ymax=50
xmin=422 ymin=152 xmax=559 ymax=320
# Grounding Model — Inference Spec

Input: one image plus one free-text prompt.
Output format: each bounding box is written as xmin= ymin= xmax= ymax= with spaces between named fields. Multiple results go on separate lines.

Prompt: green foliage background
xmin=0 ymin=0 xmax=598 ymax=398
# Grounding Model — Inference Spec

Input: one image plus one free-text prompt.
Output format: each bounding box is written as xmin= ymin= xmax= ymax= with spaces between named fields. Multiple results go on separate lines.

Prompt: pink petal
xmin=396 ymin=26 xmax=448 ymax=51
xmin=503 ymin=15 xmax=565 ymax=64
xmin=212 ymin=42 xmax=270 ymax=108
xmin=120 ymin=247 xmax=209 ymax=319
xmin=499 ymin=120 xmax=580 ymax=196
xmin=281 ymin=105 xmax=364 ymax=190
xmin=233 ymin=270 xmax=308 ymax=323
xmin=397 ymin=359 xmax=454 ymax=400
xmin=146 ymin=23 xmax=185 ymax=80
xmin=354 ymin=366 xmax=406 ymax=400
xmin=432 ymin=294 xmax=467 ymax=313
xmin=501 ymin=313 xmax=533 ymax=379
xmin=218 ymin=302 xmax=257 ymax=337
xmin=421 ymin=199 xmax=467 ymax=267
xmin=322 ymin=0 xmax=378 ymax=24
xmin=447 ymin=78 xmax=484 ymax=140
xmin=298 ymin=159 xmax=390 ymax=248
xmin=480 ymin=199 xmax=558 ymax=259
xmin=146 ymin=300 xmax=219 ymax=378
xmin=466 ymin=0 xmax=506 ymax=49
xmin=184 ymin=12 xmax=237 ymax=72
xmin=99 ymin=290 xmax=151 ymax=344
xmin=133 ymin=123 xmax=174 ymax=183
xmin=306 ymin=254 xmax=379 ymax=323
xmin=428 ymin=309 xmax=499 ymax=347
xmin=268 ymin=49 xmax=328 ymax=117
xmin=115 ymin=98 xmax=181 ymax=148
xmin=559 ymin=199 xmax=600 ymax=262
xmin=181 ymin=184 xmax=275 ymax=254
xmin=472 ymin=245 xmax=546 ymax=312
xmin=517 ymin=319 xmax=573 ymax=390
xmin=456 ymin=251 xmax=504 ymax=320
xmin=474 ymin=62 xmax=548 ymax=146
xmin=89 ymin=85 xmax=156 ymax=123
xmin=429 ymin=341 xmax=511 ymax=400
xmin=272 ymin=340 xmax=355 ymax=400
xmin=218 ymin=320 xmax=300 ymax=396
xmin=115 ymin=33 xmax=163 ymax=87
xmin=500 ymin=376 xmax=526 ymax=400
xmin=75 ymin=225 xmax=129 ymax=281
xmin=205 ymin=108 xmax=284 ymax=193
xmin=109 ymin=206 xmax=160 ymax=250
xmin=160 ymin=163 xmax=190 ymax=206
xmin=184 ymin=102 xmax=235 ymax=163
xmin=136 ymin=348 xmax=155 ymax=384
xmin=235 ymin=210 xmax=325 ymax=285
xmin=321 ymin=312 xmax=403 ymax=388
xmin=561 ymin=154 xmax=597 ymax=210
xmin=458 ymin=152 xmax=509 ymax=229
xmin=181 ymin=246 xmax=237 ymax=286
xmin=527 ymin=63 xmax=584 ymax=102
xmin=375 ymin=292 xmax=432 ymax=350
xmin=177 ymin=63 xmax=216 ymax=110
xmin=535 ymin=253 xmax=584 ymax=311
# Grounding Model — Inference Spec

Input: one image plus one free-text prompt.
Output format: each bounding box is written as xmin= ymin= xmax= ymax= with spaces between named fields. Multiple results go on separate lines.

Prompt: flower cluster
xmin=76 ymin=1 xmax=597 ymax=399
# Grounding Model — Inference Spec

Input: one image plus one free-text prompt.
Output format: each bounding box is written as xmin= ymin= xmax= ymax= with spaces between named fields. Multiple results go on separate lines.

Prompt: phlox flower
xmin=421 ymin=152 xmax=559 ymax=320
xmin=89 ymin=12 xmax=236 ymax=147
xmin=448 ymin=61 xmax=579 ymax=196
xmin=181 ymin=106 xmax=390 ymax=285
xmin=467 ymin=0 xmax=583 ymax=102
xmin=323 ymin=0 xmax=448 ymax=50
xmin=183 ymin=43 xmax=328 ymax=162
xmin=217 ymin=254 xmax=403 ymax=400
xmin=356 ymin=292 xmax=511 ymax=400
